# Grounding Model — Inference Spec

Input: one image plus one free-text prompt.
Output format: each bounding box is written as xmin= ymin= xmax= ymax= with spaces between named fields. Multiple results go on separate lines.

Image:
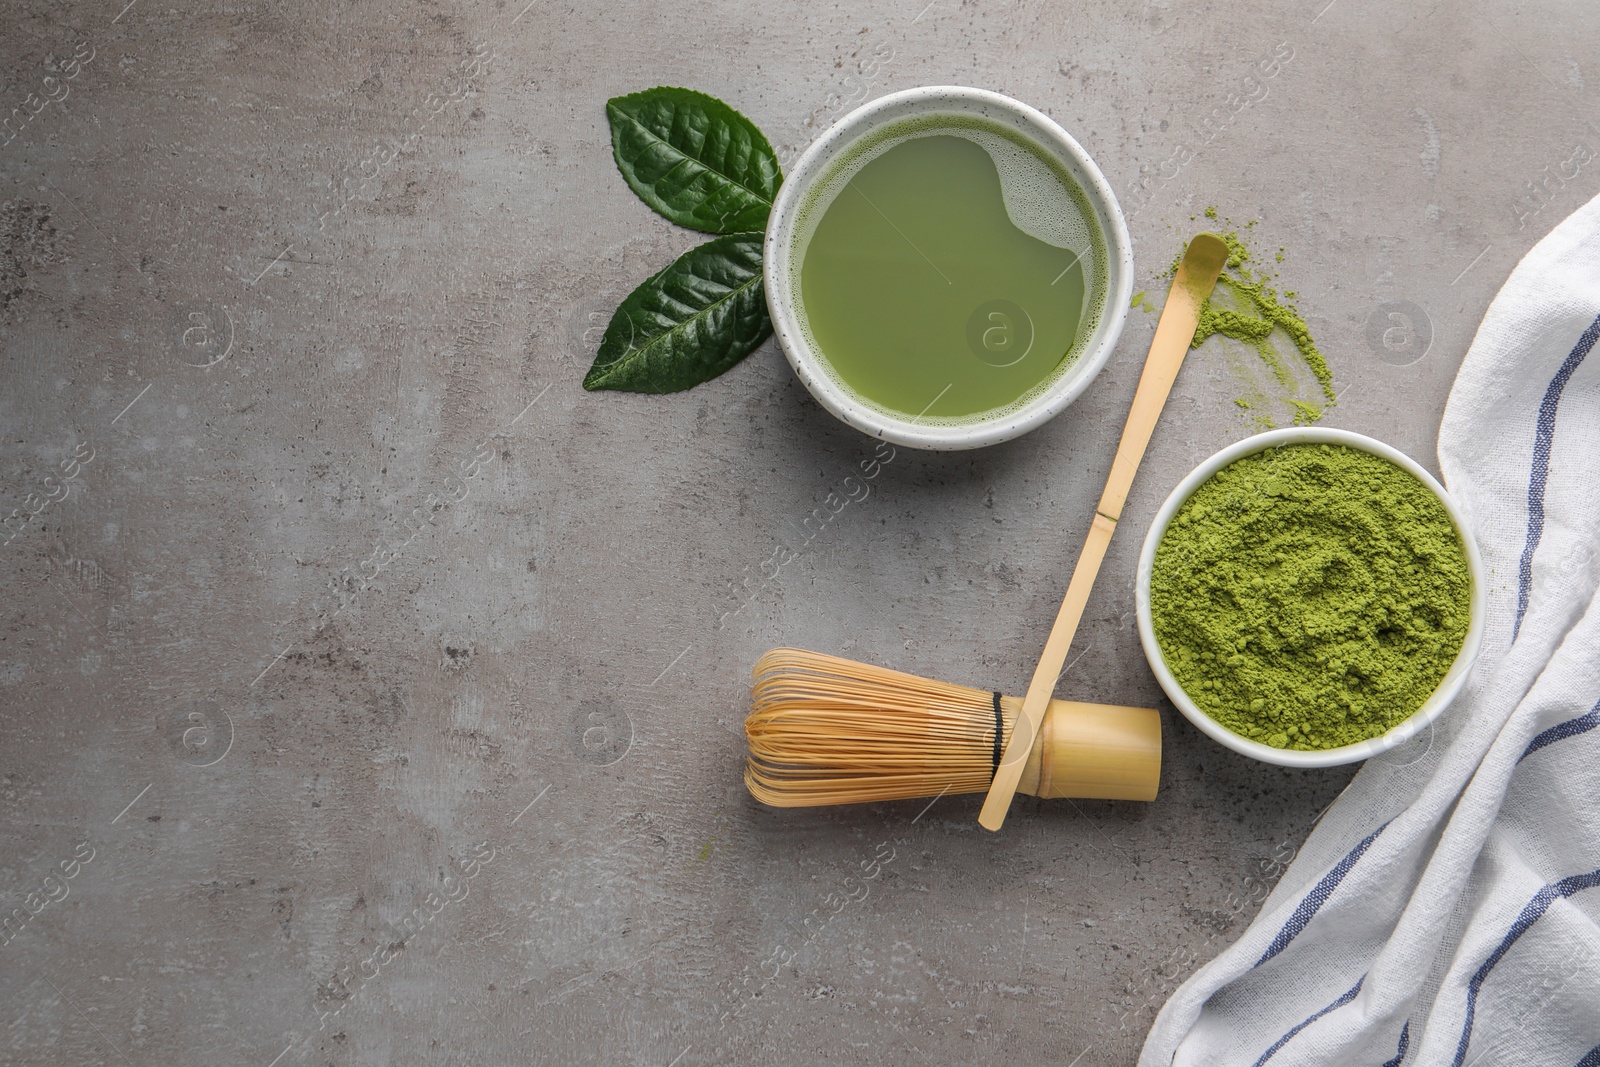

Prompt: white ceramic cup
xmin=1134 ymin=427 xmax=1487 ymax=768
xmin=764 ymin=86 xmax=1133 ymax=450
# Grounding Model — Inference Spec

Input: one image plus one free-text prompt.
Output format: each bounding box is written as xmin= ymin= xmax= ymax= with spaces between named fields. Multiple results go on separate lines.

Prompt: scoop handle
xmin=979 ymin=233 xmax=1229 ymax=832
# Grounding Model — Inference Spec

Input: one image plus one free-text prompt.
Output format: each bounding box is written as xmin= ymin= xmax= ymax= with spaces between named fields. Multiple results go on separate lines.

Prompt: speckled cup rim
xmin=763 ymin=85 xmax=1134 ymax=451
xmin=1134 ymin=428 xmax=1488 ymax=769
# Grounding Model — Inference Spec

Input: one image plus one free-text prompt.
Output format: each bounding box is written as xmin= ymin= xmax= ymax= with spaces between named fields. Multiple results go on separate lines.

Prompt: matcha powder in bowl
xmin=1136 ymin=428 xmax=1486 ymax=768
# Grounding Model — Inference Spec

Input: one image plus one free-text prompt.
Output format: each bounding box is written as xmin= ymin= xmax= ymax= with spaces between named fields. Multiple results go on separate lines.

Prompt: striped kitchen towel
xmin=1140 ymin=193 xmax=1600 ymax=1066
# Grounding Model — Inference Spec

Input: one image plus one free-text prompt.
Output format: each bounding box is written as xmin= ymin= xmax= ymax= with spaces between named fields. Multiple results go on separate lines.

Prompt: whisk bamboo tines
xmin=745 ymin=648 xmax=1160 ymax=807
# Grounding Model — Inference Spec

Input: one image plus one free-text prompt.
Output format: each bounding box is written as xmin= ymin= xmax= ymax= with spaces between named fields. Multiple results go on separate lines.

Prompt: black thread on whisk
xmin=990 ymin=691 xmax=1004 ymax=780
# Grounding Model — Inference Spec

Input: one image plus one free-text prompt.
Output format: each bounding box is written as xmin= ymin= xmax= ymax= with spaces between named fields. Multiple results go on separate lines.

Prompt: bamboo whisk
xmin=746 ymin=648 xmax=1161 ymax=807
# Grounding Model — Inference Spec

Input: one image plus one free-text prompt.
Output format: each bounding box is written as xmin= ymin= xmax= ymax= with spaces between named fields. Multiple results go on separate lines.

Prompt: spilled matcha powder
xmin=1150 ymin=443 xmax=1472 ymax=750
xmin=1173 ymin=220 xmax=1336 ymax=428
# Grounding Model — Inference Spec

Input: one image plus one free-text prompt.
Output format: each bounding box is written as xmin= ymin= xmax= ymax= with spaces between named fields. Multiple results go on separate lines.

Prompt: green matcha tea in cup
xmin=765 ymin=87 xmax=1132 ymax=450
xmin=1135 ymin=428 xmax=1487 ymax=769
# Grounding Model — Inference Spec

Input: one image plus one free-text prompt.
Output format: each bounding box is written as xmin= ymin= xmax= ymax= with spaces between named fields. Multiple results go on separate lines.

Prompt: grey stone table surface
xmin=1 ymin=0 xmax=1592 ymax=1063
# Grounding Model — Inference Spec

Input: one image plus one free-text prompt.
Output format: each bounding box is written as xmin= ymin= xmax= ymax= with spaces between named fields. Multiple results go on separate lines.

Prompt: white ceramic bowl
xmin=1134 ymin=428 xmax=1487 ymax=768
xmin=764 ymin=86 xmax=1133 ymax=451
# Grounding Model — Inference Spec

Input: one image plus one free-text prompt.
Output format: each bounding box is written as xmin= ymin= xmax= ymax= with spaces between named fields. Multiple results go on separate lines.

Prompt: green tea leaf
xmin=606 ymin=87 xmax=781 ymax=234
xmin=584 ymin=233 xmax=771 ymax=393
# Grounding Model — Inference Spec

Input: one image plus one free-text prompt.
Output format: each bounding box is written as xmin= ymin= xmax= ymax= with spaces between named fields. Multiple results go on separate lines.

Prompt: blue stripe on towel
xmin=1382 ymin=1020 xmax=1411 ymax=1067
xmin=1452 ymin=867 xmax=1600 ymax=1067
xmin=1255 ymin=822 xmax=1390 ymax=968
xmin=1519 ymin=697 xmax=1600 ymax=762
xmin=1575 ymin=1044 xmax=1600 ymax=1067
xmin=1250 ymin=975 xmax=1365 ymax=1067
xmin=1513 ymin=313 xmax=1600 ymax=640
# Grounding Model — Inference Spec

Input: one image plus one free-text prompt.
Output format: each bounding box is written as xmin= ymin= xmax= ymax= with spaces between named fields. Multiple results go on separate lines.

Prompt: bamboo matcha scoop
xmin=978 ymin=233 xmax=1230 ymax=832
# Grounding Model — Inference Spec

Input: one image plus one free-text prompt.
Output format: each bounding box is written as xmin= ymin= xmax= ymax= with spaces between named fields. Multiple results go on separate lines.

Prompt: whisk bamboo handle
xmin=1017 ymin=698 xmax=1161 ymax=801
xmin=978 ymin=233 xmax=1230 ymax=832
